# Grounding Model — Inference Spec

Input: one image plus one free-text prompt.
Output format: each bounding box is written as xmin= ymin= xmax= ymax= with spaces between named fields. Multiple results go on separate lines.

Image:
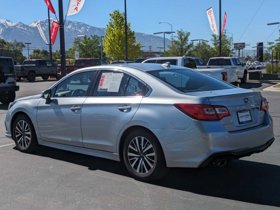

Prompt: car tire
xmin=241 ymin=72 xmax=248 ymax=84
xmin=12 ymin=114 xmax=38 ymax=153
xmin=27 ymin=71 xmax=36 ymax=82
xmin=42 ymin=75 xmax=49 ymax=81
xmin=122 ymin=129 xmax=167 ymax=181
xmin=0 ymin=91 xmax=15 ymax=104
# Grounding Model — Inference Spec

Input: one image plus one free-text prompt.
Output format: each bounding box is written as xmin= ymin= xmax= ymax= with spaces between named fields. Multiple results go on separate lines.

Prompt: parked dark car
xmin=0 ymin=56 xmax=19 ymax=104
xmin=15 ymin=59 xmax=57 ymax=82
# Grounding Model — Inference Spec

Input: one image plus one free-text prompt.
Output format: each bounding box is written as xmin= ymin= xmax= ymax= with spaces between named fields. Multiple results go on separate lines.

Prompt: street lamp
xmin=153 ymin=31 xmax=175 ymax=54
xmin=191 ymin=39 xmax=209 ymax=44
xmin=159 ymin=22 xmax=173 ymax=36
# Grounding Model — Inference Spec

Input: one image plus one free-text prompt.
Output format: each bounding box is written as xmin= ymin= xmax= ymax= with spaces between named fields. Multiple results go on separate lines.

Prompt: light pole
xmin=153 ymin=31 xmax=175 ymax=55
xmin=219 ymin=0 xmax=222 ymax=56
xmin=58 ymin=0 xmax=66 ymax=76
xmin=124 ymin=0 xmax=128 ymax=60
xmin=24 ymin=42 xmax=31 ymax=59
xmin=100 ymin=36 xmax=104 ymax=64
xmin=47 ymin=8 xmax=53 ymax=61
xmin=159 ymin=22 xmax=173 ymax=38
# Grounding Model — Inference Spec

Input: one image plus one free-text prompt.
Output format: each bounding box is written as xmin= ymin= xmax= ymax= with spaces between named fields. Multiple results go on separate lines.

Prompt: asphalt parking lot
xmin=0 ymin=79 xmax=279 ymax=210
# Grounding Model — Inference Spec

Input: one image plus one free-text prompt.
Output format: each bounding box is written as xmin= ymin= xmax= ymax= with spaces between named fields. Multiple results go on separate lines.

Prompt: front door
xmin=37 ymin=71 xmax=95 ymax=146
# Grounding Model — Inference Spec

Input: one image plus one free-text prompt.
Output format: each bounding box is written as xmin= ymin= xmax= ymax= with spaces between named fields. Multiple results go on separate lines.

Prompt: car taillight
xmin=175 ymin=104 xmax=230 ymax=121
xmin=222 ymin=72 xmax=228 ymax=81
xmin=261 ymin=97 xmax=269 ymax=111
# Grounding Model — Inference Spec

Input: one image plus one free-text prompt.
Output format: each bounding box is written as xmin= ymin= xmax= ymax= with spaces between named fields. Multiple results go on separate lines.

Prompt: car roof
xmin=75 ymin=63 xmax=187 ymax=74
xmin=107 ymin=63 xmax=187 ymax=72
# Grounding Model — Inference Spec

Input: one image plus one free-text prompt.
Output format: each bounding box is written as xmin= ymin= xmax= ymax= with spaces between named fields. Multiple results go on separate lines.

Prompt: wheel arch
xmin=10 ymin=112 xmax=35 ymax=139
xmin=118 ymin=125 xmax=166 ymax=164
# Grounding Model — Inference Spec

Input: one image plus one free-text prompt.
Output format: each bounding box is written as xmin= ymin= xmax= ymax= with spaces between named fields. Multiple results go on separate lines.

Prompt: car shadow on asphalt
xmin=22 ymin=145 xmax=280 ymax=208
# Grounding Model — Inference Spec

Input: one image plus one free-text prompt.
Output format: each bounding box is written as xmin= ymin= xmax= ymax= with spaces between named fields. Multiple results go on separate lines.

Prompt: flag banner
xmin=222 ymin=12 xmax=227 ymax=35
xmin=50 ymin=21 xmax=59 ymax=45
xmin=67 ymin=0 xmax=85 ymax=16
xmin=206 ymin=7 xmax=219 ymax=35
xmin=36 ymin=21 xmax=48 ymax=44
xmin=44 ymin=0 xmax=56 ymax=14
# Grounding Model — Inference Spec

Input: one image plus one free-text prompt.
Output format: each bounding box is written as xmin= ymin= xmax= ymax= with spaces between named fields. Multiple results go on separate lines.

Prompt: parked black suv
xmin=0 ymin=56 xmax=19 ymax=104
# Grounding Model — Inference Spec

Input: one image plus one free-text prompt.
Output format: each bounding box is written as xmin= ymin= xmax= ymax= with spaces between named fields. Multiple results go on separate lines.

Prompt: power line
xmin=238 ymin=0 xmax=264 ymax=41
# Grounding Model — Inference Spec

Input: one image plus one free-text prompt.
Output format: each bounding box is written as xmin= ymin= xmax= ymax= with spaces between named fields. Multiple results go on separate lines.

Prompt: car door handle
xmin=118 ymin=105 xmax=132 ymax=113
xmin=70 ymin=106 xmax=81 ymax=112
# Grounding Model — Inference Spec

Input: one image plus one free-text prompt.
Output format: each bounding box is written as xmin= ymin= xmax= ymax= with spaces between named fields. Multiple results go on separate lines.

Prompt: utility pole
xmin=58 ymin=0 xmax=66 ymax=76
xmin=47 ymin=8 xmax=53 ymax=61
xmin=124 ymin=0 xmax=128 ymax=60
xmin=25 ymin=42 xmax=31 ymax=59
xmin=219 ymin=0 xmax=222 ymax=56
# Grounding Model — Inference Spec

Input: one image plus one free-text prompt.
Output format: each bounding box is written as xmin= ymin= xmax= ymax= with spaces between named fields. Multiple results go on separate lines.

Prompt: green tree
xmin=103 ymin=10 xmax=141 ymax=61
xmin=166 ymin=30 xmax=193 ymax=56
xmin=211 ymin=33 xmax=232 ymax=56
xmin=189 ymin=41 xmax=215 ymax=62
xmin=31 ymin=49 xmax=49 ymax=59
xmin=67 ymin=35 xmax=102 ymax=59
xmin=0 ymin=39 xmax=25 ymax=63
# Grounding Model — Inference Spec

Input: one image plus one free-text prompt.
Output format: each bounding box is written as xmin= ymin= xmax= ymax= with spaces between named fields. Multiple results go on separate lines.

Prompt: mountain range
xmin=0 ymin=19 xmax=170 ymax=53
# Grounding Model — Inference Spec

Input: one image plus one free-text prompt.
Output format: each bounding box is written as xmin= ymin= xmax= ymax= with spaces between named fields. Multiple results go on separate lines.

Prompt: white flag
xmin=36 ymin=21 xmax=48 ymax=44
xmin=206 ymin=7 xmax=219 ymax=35
xmin=67 ymin=0 xmax=85 ymax=16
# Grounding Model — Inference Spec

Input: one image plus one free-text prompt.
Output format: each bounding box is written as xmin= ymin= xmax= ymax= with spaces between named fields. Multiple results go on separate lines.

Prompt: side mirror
xmin=42 ymin=89 xmax=52 ymax=104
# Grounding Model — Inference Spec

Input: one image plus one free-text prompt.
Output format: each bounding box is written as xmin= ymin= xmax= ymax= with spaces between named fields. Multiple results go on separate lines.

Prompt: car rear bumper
xmin=156 ymin=113 xmax=274 ymax=168
xmin=199 ymin=137 xmax=274 ymax=167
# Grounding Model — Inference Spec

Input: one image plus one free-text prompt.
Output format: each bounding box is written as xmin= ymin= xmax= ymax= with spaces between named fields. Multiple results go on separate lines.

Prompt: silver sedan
xmin=5 ymin=63 xmax=274 ymax=181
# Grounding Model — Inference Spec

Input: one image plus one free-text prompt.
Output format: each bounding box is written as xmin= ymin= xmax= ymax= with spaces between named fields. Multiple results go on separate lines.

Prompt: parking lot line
xmin=0 ymin=143 xmax=15 ymax=148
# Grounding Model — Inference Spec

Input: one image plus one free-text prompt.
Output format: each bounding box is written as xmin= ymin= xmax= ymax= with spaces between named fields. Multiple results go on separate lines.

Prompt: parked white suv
xmin=207 ymin=57 xmax=248 ymax=83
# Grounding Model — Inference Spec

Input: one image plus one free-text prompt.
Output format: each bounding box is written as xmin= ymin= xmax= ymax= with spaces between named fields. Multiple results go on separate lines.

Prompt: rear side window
xmin=148 ymin=69 xmax=233 ymax=93
xmin=232 ymin=58 xmax=241 ymax=66
xmin=0 ymin=58 xmax=14 ymax=73
xmin=93 ymin=71 xmax=148 ymax=97
xmin=208 ymin=58 xmax=231 ymax=66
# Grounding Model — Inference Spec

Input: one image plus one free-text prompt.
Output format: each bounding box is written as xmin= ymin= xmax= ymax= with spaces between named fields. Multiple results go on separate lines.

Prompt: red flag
xmin=44 ymin=0 xmax=56 ymax=14
xmin=50 ymin=21 xmax=59 ymax=45
xmin=222 ymin=12 xmax=227 ymax=35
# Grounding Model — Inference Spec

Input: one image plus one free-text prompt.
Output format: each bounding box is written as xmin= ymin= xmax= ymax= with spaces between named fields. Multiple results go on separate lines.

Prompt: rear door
xmin=81 ymin=70 xmax=149 ymax=152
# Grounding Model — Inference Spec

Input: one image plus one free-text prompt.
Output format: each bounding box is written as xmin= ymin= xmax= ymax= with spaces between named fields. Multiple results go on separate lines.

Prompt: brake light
xmin=175 ymin=104 xmax=230 ymax=121
xmin=222 ymin=72 xmax=228 ymax=81
xmin=261 ymin=97 xmax=269 ymax=111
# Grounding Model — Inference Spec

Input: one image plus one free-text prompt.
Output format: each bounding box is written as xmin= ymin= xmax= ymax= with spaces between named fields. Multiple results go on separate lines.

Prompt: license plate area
xmin=237 ymin=110 xmax=252 ymax=124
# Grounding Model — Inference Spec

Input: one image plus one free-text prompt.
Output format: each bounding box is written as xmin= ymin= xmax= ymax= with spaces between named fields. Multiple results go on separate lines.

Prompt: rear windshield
xmin=208 ymin=58 xmax=231 ymax=66
xmin=0 ymin=58 xmax=14 ymax=73
xmin=148 ymin=68 xmax=233 ymax=93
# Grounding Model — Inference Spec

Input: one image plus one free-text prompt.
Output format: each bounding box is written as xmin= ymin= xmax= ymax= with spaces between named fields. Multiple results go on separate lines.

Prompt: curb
xmin=262 ymin=83 xmax=280 ymax=92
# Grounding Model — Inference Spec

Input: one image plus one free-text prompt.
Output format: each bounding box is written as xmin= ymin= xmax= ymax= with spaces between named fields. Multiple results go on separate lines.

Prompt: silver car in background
xmin=5 ymin=63 xmax=274 ymax=181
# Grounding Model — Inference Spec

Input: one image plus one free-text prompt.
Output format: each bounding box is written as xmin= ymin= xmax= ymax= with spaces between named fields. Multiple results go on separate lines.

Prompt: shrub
xmin=266 ymin=64 xmax=280 ymax=74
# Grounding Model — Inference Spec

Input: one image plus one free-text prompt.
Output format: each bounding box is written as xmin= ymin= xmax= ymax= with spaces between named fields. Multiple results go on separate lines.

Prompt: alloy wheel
xmin=127 ymin=136 xmax=157 ymax=175
xmin=14 ymin=120 xmax=32 ymax=150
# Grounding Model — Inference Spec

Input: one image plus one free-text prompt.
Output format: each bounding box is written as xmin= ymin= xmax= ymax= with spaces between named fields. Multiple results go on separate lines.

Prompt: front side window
xmin=54 ymin=71 xmax=95 ymax=97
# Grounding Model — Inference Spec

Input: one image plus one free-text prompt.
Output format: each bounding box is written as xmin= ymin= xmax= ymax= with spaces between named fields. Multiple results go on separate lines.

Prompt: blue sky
xmin=1 ymin=0 xmax=280 ymax=50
